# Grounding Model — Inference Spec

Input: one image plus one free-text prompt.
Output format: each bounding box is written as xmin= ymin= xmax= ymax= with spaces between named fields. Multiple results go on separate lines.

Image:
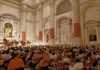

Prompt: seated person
xmin=36 ymin=51 xmax=51 ymax=70
xmin=0 ymin=51 xmax=4 ymax=70
xmin=8 ymin=52 xmax=24 ymax=70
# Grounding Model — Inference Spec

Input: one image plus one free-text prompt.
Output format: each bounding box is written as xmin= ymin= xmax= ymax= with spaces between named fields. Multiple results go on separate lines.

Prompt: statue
xmin=46 ymin=34 xmax=49 ymax=42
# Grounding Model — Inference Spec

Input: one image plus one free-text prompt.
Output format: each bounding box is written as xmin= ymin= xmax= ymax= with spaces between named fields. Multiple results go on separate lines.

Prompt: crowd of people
xmin=0 ymin=43 xmax=100 ymax=70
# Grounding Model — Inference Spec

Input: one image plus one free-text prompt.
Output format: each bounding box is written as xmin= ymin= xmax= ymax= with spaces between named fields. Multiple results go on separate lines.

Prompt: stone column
xmin=0 ymin=18 xmax=1 ymax=31
xmin=96 ymin=25 xmax=99 ymax=41
xmin=98 ymin=22 xmax=100 ymax=41
xmin=81 ymin=15 xmax=85 ymax=45
xmin=14 ymin=20 xmax=18 ymax=37
xmin=38 ymin=5 xmax=43 ymax=44
xmin=72 ymin=0 xmax=81 ymax=45
xmin=50 ymin=0 xmax=54 ymax=45
xmin=58 ymin=25 xmax=61 ymax=44
xmin=33 ymin=9 xmax=36 ymax=42
xmin=85 ymin=27 xmax=88 ymax=44
xmin=21 ymin=4 xmax=27 ymax=41
xmin=67 ymin=19 xmax=72 ymax=40
xmin=0 ymin=17 xmax=4 ymax=37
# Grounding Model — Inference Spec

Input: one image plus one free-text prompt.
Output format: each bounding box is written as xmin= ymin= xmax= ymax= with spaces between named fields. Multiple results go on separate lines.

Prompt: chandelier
xmin=36 ymin=0 xmax=41 ymax=3
xmin=36 ymin=0 xmax=44 ymax=4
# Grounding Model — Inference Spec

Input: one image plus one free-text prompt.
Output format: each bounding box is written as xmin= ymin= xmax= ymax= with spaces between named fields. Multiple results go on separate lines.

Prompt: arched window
xmin=4 ymin=23 xmax=13 ymax=38
xmin=56 ymin=0 xmax=72 ymax=15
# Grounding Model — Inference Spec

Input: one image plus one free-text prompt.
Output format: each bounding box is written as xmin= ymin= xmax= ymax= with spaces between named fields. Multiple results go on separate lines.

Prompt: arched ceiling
xmin=23 ymin=0 xmax=47 ymax=6
xmin=24 ymin=0 xmax=36 ymax=6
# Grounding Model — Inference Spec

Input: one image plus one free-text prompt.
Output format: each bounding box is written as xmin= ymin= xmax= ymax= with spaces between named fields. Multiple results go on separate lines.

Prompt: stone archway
xmin=81 ymin=1 xmax=100 ymax=45
xmin=56 ymin=17 xmax=72 ymax=44
xmin=0 ymin=13 xmax=19 ymax=40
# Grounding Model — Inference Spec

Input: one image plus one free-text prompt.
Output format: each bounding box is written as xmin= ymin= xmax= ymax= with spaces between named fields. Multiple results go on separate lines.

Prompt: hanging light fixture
xmin=36 ymin=0 xmax=44 ymax=4
xmin=36 ymin=0 xmax=40 ymax=3
xmin=36 ymin=0 xmax=42 ymax=3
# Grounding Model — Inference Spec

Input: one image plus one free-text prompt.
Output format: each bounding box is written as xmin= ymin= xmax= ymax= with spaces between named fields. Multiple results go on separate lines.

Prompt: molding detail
xmin=0 ymin=0 xmax=22 ymax=6
xmin=0 ymin=14 xmax=19 ymax=20
xmin=81 ymin=0 xmax=100 ymax=16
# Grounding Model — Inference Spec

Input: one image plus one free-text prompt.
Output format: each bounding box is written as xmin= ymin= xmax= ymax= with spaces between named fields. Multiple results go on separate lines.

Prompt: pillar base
xmin=72 ymin=37 xmax=81 ymax=46
xmin=22 ymin=31 xmax=26 ymax=41
xmin=49 ymin=39 xmax=54 ymax=46
xmin=38 ymin=40 xmax=43 ymax=45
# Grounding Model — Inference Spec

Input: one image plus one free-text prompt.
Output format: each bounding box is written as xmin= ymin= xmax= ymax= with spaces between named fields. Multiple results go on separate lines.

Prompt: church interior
xmin=0 ymin=0 xmax=100 ymax=46
xmin=0 ymin=0 xmax=100 ymax=70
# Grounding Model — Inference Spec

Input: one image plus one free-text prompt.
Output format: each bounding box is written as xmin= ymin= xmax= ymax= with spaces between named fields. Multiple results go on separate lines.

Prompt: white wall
xmin=36 ymin=10 xmax=39 ymax=22
xmin=26 ymin=22 xmax=34 ymax=41
xmin=43 ymin=6 xmax=50 ymax=18
xmin=26 ymin=11 xmax=33 ymax=22
xmin=36 ymin=22 xmax=39 ymax=41
xmin=85 ymin=6 xmax=100 ymax=23
xmin=44 ymin=21 xmax=50 ymax=29
xmin=0 ymin=4 xmax=19 ymax=19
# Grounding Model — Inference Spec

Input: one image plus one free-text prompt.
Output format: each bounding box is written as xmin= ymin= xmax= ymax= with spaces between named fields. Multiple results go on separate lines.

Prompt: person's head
xmin=6 ymin=50 xmax=9 ymax=54
xmin=93 ymin=51 xmax=96 ymax=55
xmin=43 ymin=51 xmax=50 ymax=57
xmin=13 ymin=52 xmax=20 ymax=57
xmin=70 ymin=60 xmax=75 ymax=66
xmin=75 ymin=58 xmax=80 ymax=62
xmin=52 ymin=52 xmax=55 ymax=55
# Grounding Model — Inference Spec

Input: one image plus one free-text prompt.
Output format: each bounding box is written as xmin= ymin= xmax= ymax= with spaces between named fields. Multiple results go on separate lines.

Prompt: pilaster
xmin=21 ymin=3 xmax=27 ymax=40
xmin=32 ymin=9 xmax=36 ymax=42
xmin=38 ymin=4 xmax=43 ymax=43
xmin=50 ymin=0 xmax=54 ymax=45
xmin=72 ymin=0 xmax=81 ymax=45
xmin=0 ymin=17 xmax=4 ymax=37
xmin=67 ymin=19 xmax=72 ymax=40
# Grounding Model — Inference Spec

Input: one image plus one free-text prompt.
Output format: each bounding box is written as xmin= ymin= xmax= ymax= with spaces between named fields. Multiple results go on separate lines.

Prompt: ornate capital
xmin=49 ymin=0 xmax=54 ymax=6
xmin=38 ymin=4 xmax=43 ymax=10
xmin=0 ymin=17 xmax=3 ymax=21
xmin=22 ymin=4 xmax=27 ymax=11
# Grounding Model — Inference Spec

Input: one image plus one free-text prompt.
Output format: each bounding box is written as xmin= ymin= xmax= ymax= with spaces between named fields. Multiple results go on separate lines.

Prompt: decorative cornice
xmin=1 ymin=16 xmax=19 ymax=21
xmin=36 ymin=20 xmax=39 ymax=23
xmin=21 ymin=1 xmax=34 ymax=9
xmin=0 ymin=14 xmax=19 ymax=21
xmin=43 ymin=18 xmax=49 ymax=24
xmin=0 ymin=0 xmax=35 ymax=10
xmin=35 ymin=0 xmax=51 ymax=9
xmin=43 ymin=16 xmax=50 ymax=21
xmin=0 ymin=0 xmax=20 ymax=9
xmin=26 ymin=20 xmax=33 ymax=23
xmin=0 ymin=0 xmax=22 ymax=6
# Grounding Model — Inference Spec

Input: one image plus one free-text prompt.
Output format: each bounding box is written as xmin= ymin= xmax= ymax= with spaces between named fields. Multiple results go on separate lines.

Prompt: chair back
xmin=56 ymin=63 xmax=64 ymax=68
xmin=14 ymin=67 xmax=24 ymax=70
